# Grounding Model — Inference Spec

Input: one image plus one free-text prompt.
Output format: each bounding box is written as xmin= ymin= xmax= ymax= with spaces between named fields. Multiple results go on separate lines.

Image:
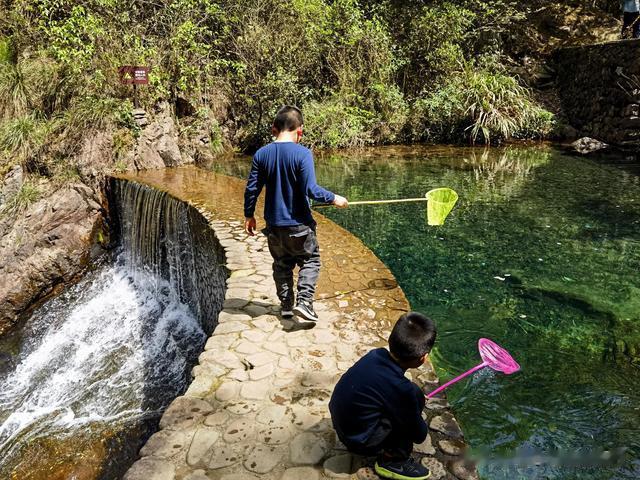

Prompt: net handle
xmin=314 ymin=197 xmax=428 ymax=207
xmin=425 ymin=361 xmax=488 ymax=399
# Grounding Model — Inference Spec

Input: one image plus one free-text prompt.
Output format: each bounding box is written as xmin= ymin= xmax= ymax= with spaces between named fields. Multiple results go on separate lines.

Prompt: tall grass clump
xmin=0 ymin=181 xmax=41 ymax=216
xmin=414 ymin=68 xmax=554 ymax=144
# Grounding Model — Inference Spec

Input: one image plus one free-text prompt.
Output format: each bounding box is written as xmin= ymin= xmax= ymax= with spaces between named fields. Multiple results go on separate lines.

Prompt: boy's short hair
xmin=273 ymin=105 xmax=303 ymax=132
xmin=388 ymin=312 xmax=437 ymax=361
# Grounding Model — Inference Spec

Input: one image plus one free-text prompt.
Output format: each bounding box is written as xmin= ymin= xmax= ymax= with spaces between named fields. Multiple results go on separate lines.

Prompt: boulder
xmin=570 ymin=137 xmax=608 ymax=155
xmin=136 ymin=103 xmax=191 ymax=170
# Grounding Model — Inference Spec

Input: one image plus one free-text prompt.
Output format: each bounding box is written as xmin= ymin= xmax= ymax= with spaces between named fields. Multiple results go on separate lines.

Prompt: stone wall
xmin=554 ymin=40 xmax=640 ymax=148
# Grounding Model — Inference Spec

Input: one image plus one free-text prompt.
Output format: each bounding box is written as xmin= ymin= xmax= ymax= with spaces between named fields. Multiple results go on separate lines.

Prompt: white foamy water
xmin=0 ymin=259 xmax=205 ymax=468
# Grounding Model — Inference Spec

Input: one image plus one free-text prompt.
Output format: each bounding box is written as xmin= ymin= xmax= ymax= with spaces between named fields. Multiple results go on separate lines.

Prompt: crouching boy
xmin=329 ymin=312 xmax=436 ymax=480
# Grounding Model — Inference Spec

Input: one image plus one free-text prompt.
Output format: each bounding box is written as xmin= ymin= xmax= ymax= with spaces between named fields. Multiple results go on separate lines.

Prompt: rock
xmin=420 ymin=457 xmax=447 ymax=480
xmin=76 ymin=132 xmax=119 ymax=182
xmin=258 ymin=424 xmax=293 ymax=445
xmin=208 ymin=445 xmax=241 ymax=469
xmin=249 ymin=362 xmax=275 ymax=381
xmin=124 ymin=458 xmax=175 ymax=480
xmin=159 ymin=397 xmax=213 ymax=430
xmin=570 ymin=137 xmax=608 ymax=155
xmin=256 ymin=405 xmax=288 ymax=425
xmin=438 ymin=439 xmax=466 ymax=456
xmin=135 ymin=103 xmax=188 ymax=169
xmin=323 ymin=454 xmax=356 ymax=477
xmin=0 ymin=164 xmax=23 ymax=206
xmin=183 ymin=470 xmax=209 ymax=480
xmin=240 ymin=379 xmax=271 ymax=400
xmin=186 ymin=427 xmax=220 ymax=466
xmin=429 ymin=413 xmax=463 ymax=439
xmin=223 ymin=418 xmax=255 ymax=443
xmin=449 ymin=459 xmax=479 ymax=480
xmin=0 ymin=183 xmax=104 ymax=334
xmin=245 ymin=351 xmax=277 ymax=367
xmin=140 ymin=430 xmax=190 ymax=458
xmin=204 ymin=410 xmax=230 ymax=427
xmin=215 ymin=382 xmax=241 ymax=402
xmin=244 ymin=304 xmax=269 ymax=317
xmin=355 ymin=467 xmax=378 ymax=480
xmin=133 ymin=108 xmax=149 ymax=128
xmin=219 ymin=473 xmax=260 ymax=480
xmin=414 ymin=434 xmax=436 ymax=455
xmin=290 ymin=432 xmax=328 ymax=465
xmin=281 ymin=466 xmax=320 ymax=480
xmin=244 ymin=444 xmax=284 ymax=473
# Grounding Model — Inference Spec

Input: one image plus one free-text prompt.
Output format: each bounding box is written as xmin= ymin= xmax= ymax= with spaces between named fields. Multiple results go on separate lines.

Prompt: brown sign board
xmin=119 ymin=65 xmax=149 ymax=85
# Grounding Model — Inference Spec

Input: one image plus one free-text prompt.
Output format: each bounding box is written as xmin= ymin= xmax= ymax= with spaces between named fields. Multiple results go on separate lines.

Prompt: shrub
xmin=414 ymin=68 xmax=554 ymax=144
xmin=302 ymin=97 xmax=375 ymax=149
xmin=405 ymin=3 xmax=475 ymax=88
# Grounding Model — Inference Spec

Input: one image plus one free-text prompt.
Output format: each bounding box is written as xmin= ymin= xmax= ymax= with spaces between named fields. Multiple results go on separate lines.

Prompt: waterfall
xmin=0 ymin=179 xmax=226 ymax=478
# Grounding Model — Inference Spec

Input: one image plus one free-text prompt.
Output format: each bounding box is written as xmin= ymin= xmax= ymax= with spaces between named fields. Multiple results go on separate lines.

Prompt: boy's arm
xmin=403 ymin=382 xmax=429 ymax=444
xmin=244 ymin=156 xmax=264 ymax=235
xmin=299 ymin=151 xmax=345 ymax=205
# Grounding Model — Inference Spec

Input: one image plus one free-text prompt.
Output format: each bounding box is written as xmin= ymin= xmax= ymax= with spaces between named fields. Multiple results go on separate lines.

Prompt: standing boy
xmin=621 ymin=0 xmax=640 ymax=39
xmin=329 ymin=312 xmax=437 ymax=480
xmin=244 ymin=105 xmax=348 ymax=322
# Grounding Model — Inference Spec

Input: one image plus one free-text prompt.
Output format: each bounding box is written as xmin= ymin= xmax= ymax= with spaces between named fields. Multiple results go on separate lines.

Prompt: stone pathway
xmin=120 ymin=167 xmax=477 ymax=480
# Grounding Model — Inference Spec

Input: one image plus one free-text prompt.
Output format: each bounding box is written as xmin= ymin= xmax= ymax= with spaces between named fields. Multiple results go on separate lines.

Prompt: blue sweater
xmin=244 ymin=142 xmax=335 ymax=227
xmin=329 ymin=348 xmax=428 ymax=447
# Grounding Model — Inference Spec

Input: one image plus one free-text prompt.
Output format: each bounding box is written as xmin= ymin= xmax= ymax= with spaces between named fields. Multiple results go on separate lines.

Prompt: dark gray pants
xmin=339 ymin=418 xmax=413 ymax=461
xmin=263 ymin=224 xmax=320 ymax=305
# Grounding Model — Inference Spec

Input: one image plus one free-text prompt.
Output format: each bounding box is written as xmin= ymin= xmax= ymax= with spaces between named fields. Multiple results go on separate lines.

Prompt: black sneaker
xmin=374 ymin=458 xmax=430 ymax=480
xmin=293 ymin=300 xmax=318 ymax=322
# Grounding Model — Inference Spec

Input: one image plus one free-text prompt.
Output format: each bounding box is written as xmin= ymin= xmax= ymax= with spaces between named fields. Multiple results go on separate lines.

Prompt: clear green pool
xmin=215 ymin=144 xmax=640 ymax=479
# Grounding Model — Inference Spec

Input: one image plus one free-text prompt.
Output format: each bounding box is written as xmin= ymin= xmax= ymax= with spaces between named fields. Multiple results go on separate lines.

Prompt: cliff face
xmin=0 ymin=105 xmax=192 ymax=334
xmin=0 ymin=183 xmax=104 ymax=334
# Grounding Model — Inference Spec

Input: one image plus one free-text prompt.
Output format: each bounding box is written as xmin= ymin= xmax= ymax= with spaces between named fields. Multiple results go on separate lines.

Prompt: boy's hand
xmin=245 ymin=217 xmax=257 ymax=236
xmin=333 ymin=195 xmax=349 ymax=208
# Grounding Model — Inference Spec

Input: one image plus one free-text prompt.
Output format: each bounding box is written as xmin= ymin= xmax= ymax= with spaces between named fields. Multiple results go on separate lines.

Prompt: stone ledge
xmin=117 ymin=166 xmax=475 ymax=480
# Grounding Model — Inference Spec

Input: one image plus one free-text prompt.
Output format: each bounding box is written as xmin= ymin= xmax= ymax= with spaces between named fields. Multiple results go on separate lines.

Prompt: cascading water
xmin=0 ymin=179 xmax=226 ymax=479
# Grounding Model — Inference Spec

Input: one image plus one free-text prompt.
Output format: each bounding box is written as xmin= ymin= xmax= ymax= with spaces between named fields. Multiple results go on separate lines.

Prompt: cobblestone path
xmin=119 ymin=167 xmax=477 ymax=480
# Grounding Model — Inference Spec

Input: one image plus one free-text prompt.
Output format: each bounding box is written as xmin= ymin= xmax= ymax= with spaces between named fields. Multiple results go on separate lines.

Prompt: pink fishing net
xmin=478 ymin=338 xmax=520 ymax=375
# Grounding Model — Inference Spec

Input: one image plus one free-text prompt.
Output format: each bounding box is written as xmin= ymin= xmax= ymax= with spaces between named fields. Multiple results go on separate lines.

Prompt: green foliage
xmin=403 ymin=3 xmax=475 ymax=92
xmin=44 ymin=5 xmax=105 ymax=70
xmin=0 ymin=0 xmax=560 ymax=179
xmin=414 ymin=68 xmax=555 ymax=144
xmin=0 ymin=114 xmax=51 ymax=171
xmin=303 ymin=97 xmax=375 ymax=149
xmin=0 ymin=181 xmax=41 ymax=215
